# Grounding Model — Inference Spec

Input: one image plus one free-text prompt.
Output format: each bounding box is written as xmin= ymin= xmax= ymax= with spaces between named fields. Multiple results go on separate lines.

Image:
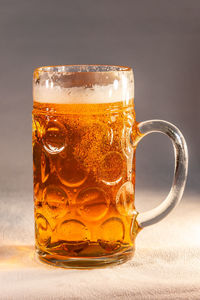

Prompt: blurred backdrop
xmin=0 ymin=0 xmax=199 ymax=201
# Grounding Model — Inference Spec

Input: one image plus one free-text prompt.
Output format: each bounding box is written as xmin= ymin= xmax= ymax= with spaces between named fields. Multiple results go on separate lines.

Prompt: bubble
xmin=42 ymin=120 xmax=67 ymax=154
xmin=41 ymin=150 xmax=50 ymax=183
xmin=76 ymin=187 xmax=109 ymax=221
xmin=99 ymin=151 xmax=124 ymax=185
xmin=99 ymin=217 xmax=125 ymax=251
xmin=73 ymin=121 xmax=113 ymax=177
xmin=56 ymin=154 xmax=88 ymax=187
xmin=57 ymin=219 xmax=90 ymax=242
xmin=43 ymin=185 xmax=69 ymax=219
xmin=101 ymin=127 xmax=114 ymax=151
xmin=35 ymin=213 xmax=51 ymax=246
xmin=91 ymin=123 xmax=113 ymax=151
xmin=116 ymin=182 xmax=136 ymax=216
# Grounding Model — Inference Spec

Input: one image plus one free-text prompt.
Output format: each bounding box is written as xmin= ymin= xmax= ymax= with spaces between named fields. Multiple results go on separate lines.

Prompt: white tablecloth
xmin=0 ymin=192 xmax=200 ymax=299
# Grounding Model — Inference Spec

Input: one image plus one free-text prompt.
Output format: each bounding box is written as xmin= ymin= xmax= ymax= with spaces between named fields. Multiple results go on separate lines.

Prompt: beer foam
xmin=33 ymin=84 xmax=134 ymax=104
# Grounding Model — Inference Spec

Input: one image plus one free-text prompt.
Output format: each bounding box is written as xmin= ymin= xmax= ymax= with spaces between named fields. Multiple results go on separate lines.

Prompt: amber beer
xmin=33 ymin=65 xmax=139 ymax=267
xmin=32 ymin=65 xmax=188 ymax=268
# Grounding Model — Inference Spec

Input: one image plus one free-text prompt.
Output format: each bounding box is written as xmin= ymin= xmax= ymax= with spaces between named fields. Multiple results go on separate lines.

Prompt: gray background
xmin=0 ymin=0 xmax=199 ymax=200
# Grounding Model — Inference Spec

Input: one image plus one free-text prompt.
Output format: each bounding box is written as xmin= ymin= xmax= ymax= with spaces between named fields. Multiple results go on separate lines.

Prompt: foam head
xmin=33 ymin=65 xmax=134 ymax=105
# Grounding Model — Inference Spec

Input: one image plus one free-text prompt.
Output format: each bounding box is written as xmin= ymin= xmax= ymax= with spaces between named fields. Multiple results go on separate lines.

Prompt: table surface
xmin=0 ymin=192 xmax=200 ymax=300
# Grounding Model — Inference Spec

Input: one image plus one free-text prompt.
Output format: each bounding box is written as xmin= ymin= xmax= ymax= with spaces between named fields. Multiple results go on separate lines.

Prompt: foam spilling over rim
xmin=33 ymin=84 xmax=134 ymax=104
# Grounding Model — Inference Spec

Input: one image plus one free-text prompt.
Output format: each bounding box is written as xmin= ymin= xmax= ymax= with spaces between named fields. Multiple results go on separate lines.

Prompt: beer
xmin=33 ymin=65 xmax=140 ymax=267
xmin=32 ymin=65 xmax=189 ymax=268
xmin=33 ymin=101 xmax=139 ymax=266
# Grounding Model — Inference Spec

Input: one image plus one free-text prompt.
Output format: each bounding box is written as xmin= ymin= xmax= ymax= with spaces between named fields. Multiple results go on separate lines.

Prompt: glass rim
xmin=34 ymin=64 xmax=133 ymax=74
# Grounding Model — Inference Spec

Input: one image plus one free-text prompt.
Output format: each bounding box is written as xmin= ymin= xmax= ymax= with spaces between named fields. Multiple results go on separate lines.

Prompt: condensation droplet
xmin=76 ymin=187 xmax=109 ymax=221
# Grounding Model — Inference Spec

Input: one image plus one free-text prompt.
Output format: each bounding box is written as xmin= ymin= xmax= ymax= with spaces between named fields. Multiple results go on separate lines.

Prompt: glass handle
xmin=131 ymin=120 xmax=188 ymax=228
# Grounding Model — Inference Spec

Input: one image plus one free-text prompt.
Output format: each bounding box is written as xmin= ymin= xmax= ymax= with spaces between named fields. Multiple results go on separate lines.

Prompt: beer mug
xmin=32 ymin=65 xmax=188 ymax=268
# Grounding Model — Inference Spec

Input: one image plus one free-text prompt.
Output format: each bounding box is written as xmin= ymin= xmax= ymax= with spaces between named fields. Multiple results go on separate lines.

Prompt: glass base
xmin=36 ymin=247 xmax=134 ymax=269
